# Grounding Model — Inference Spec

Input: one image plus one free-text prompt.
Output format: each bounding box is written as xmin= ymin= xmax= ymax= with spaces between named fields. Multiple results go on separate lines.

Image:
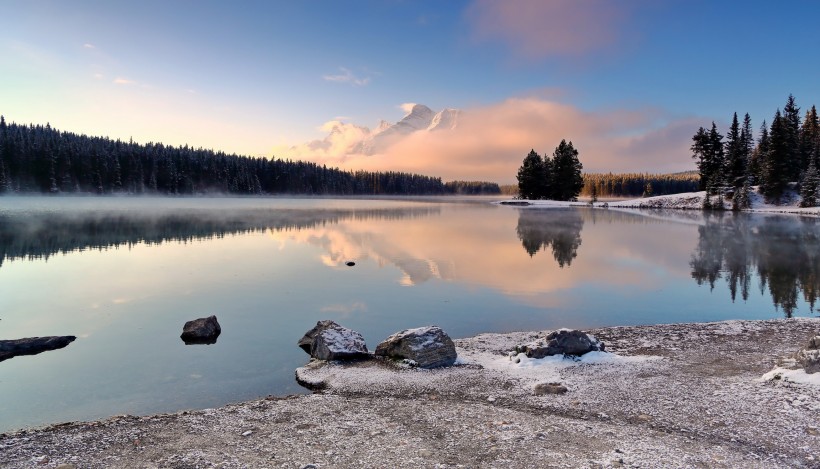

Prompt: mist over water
xmin=0 ymin=197 xmax=817 ymax=432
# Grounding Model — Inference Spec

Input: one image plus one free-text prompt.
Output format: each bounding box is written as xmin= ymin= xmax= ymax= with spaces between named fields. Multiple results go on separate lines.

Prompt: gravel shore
xmin=2 ymin=318 xmax=819 ymax=468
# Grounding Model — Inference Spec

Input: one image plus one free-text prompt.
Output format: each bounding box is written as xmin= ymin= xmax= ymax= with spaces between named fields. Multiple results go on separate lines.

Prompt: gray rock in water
xmin=297 ymin=320 xmax=368 ymax=361
xmin=0 ymin=336 xmax=77 ymax=362
xmin=375 ymin=325 xmax=457 ymax=369
xmin=795 ymin=335 xmax=820 ymax=374
xmin=180 ymin=315 xmax=221 ymax=345
xmin=517 ymin=329 xmax=604 ymax=358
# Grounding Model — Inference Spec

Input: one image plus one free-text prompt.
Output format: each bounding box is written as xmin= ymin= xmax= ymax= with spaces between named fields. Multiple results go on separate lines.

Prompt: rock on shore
xmin=375 ymin=325 xmax=457 ymax=368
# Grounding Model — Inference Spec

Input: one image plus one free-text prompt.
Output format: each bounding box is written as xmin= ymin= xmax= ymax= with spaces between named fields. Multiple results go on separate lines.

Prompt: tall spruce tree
xmin=725 ymin=112 xmax=746 ymax=188
xmin=763 ymin=110 xmax=791 ymax=201
xmin=749 ymin=120 xmax=769 ymax=185
xmin=740 ymin=113 xmax=753 ymax=179
xmin=550 ymin=140 xmax=584 ymax=201
xmin=707 ymin=122 xmax=725 ymax=192
xmin=800 ymin=105 xmax=819 ymax=174
xmin=516 ymin=149 xmax=549 ymax=200
xmin=691 ymin=126 xmax=710 ymax=190
xmin=783 ymin=94 xmax=802 ymax=181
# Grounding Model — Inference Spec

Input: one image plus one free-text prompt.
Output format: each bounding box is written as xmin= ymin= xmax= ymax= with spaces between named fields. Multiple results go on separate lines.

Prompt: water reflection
xmin=516 ymin=209 xmax=583 ymax=267
xmin=0 ymin=206 xmax=440 ymax=268
xmin=690 ymin=212 xmax=820 ymax=317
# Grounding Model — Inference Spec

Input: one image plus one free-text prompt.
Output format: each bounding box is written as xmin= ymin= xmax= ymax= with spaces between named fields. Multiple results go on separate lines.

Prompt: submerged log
xmin=0 ymin=336 xmax=77 ymax=362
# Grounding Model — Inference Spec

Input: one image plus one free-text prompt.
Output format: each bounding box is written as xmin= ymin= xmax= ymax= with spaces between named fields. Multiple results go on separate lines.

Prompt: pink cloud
xmin=465 ymin=0 xmax=629 ymax=59
xmin=281 ymin=98 xmax=699 ymax=184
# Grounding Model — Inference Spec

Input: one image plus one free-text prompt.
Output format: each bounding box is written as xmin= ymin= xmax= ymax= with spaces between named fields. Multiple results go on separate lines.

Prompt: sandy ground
xmin=2 ymin=318 xmax=819 ymax=469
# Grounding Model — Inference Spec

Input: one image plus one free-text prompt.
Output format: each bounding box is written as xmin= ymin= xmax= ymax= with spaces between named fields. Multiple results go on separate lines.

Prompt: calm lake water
xmin=1 ymin=196 xmax=818 ymax=432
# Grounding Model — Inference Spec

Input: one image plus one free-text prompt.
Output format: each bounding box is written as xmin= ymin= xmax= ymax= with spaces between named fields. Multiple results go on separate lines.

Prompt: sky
xmin=2 ymin=0 xmax=820 ymax=184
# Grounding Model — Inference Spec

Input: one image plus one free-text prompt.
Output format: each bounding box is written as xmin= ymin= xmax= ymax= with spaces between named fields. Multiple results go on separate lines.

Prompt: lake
xmin=1 ymin=196 xmax=818 ymax=432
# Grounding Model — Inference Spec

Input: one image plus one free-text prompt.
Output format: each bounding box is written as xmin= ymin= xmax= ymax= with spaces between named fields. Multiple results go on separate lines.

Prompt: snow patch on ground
xmin=761 ymin=367 xmax=820 ymax=386
xmin=499 ymin=187 xmax=820 ymax=216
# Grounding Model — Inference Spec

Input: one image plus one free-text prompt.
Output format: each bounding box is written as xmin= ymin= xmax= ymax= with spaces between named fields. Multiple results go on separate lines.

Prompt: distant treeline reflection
xmin=0 ymin=207 xmax=439 ymax=267
xmin=690 ymin=213 xmax=820 ymax=317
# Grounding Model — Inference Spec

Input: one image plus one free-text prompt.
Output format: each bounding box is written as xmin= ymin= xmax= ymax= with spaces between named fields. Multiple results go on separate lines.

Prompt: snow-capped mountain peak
xmin=427 ymin=108 xmax=460 ymax=131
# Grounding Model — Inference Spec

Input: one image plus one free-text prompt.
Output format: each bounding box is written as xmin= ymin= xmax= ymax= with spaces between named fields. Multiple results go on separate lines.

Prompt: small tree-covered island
xmin=516 ymin=140 xmax=584 ymax=201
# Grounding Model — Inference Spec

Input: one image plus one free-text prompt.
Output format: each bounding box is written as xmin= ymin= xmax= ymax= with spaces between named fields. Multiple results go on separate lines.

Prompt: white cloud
xmin=323 ymin=67 xmax=371 ymax=86
xmin=277 ymin=97 xmax=700 ymax=183
xmin=83 ymin=43 xmax=96 ymax=49
xmin=399 ymin=103 xmax=417 ymax=114
xmin=113 ymin=77 xmax=135 ymax=85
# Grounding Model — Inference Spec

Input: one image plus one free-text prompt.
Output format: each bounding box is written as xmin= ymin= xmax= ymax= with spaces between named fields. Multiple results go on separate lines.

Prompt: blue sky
xmin=2 ymin=1 xmax=819 ymax=182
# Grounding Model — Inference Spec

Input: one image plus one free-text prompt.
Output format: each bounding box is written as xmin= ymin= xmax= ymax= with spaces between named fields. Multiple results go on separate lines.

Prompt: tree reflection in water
xmin=515 ymin=208 xmax=584 ymax=267
xmin=0 ymin=207 xmax=440 ymax=268
xmin=690 ymin=212 xmax=820 ymax=317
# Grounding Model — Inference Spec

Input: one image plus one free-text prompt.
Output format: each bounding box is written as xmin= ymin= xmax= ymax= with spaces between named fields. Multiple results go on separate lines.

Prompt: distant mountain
xmin=355 ymin=104 xmax=460 ymax=154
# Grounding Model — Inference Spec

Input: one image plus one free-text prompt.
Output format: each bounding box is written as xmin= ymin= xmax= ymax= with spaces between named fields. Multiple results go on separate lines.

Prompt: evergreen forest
xmin=0 ymin=117 xmax=499 ymax=196
xmin=691 ymin=95 xmax=820 ymax=208
xmin=580 ymin=172 xmax=700 ymax=198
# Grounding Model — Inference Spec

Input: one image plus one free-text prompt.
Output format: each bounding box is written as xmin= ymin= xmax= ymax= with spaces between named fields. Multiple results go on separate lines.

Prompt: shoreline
xmin=2 ymin=318 xmax=819 ymax=468
xmin=499 ymin=189 xmax=820 ymax=217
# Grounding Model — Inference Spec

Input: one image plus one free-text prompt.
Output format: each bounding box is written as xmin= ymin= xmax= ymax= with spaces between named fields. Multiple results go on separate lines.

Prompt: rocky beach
xmin=2 ymin=318 xmax=819 ymax=468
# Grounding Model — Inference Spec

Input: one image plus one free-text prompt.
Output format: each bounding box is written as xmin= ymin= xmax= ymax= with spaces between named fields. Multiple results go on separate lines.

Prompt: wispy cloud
xmin=465 ymin=0 xmax=631 ymax=59
xmin=323 ymin=67 xmax=371 ymax=86
xmin=83 ymin=43 xmax=96 ymax=49
xmin=113 ymin=77 xmax=135 ymax=85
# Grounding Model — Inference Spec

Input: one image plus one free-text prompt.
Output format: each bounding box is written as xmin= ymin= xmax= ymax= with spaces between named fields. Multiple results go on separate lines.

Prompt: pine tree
xmin=800 ymin=159 xmax=819 ymax=208
xmin=691 ymin=126 xmax=711 ymax=191
xmin=725 ymin=112 xmax=746 ymax=188
xmin=740 ymin=113 xmax=753 ymax=182
xmin=749 ymin=120 xmax=768 ymax=185
xmin=800 ymin=105 xmax=819 ymax=174
xmin=783 ymin=94 xmax=802 ymax=182
xmin=691 ymin=123 xmax=725 ymax=193
xmin=516 ymin=149 xmax=548 ymax=200
xmin=551 ymin=139 xmax=584 ymax=201
xmin=707 ymin=122 xmax=725 ymax=193
xmin=763 ymin=110 xmax=791 ymax=202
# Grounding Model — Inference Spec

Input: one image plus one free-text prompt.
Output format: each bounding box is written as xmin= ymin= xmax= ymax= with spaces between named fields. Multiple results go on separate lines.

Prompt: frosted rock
xmin=180 ymin=315 xmax=221 ymax=345
xmin=517 ymin=329 xmax=604 ymax=358
xmin=795 ymin=335 xmax=820 ymax=374
xmin=298 ymin=320 xmax=368 ymax=361
xmin=375 ymin=326 xmax=457 ymax=369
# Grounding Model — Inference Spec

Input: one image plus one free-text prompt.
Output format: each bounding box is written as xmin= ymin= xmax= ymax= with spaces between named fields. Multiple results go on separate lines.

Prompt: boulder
xmin=795 ymin=335 xmax=820 ymax=374
xmin=517 ymin=329 xmax=604 ymax=358
xmin=297 ymin=320 xmax=368 ymax=361
xmin=180 ymin=315 xmax=221 ymax=344
xmin=375 ymin=325 xmax=457 ymax=369
xmin=0 ymin=336 xmax=76 ymax=362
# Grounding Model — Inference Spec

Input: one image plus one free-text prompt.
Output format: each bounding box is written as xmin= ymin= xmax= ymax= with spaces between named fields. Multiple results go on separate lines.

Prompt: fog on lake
xmin=0 ymin=196 xmax=817 ymax=431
